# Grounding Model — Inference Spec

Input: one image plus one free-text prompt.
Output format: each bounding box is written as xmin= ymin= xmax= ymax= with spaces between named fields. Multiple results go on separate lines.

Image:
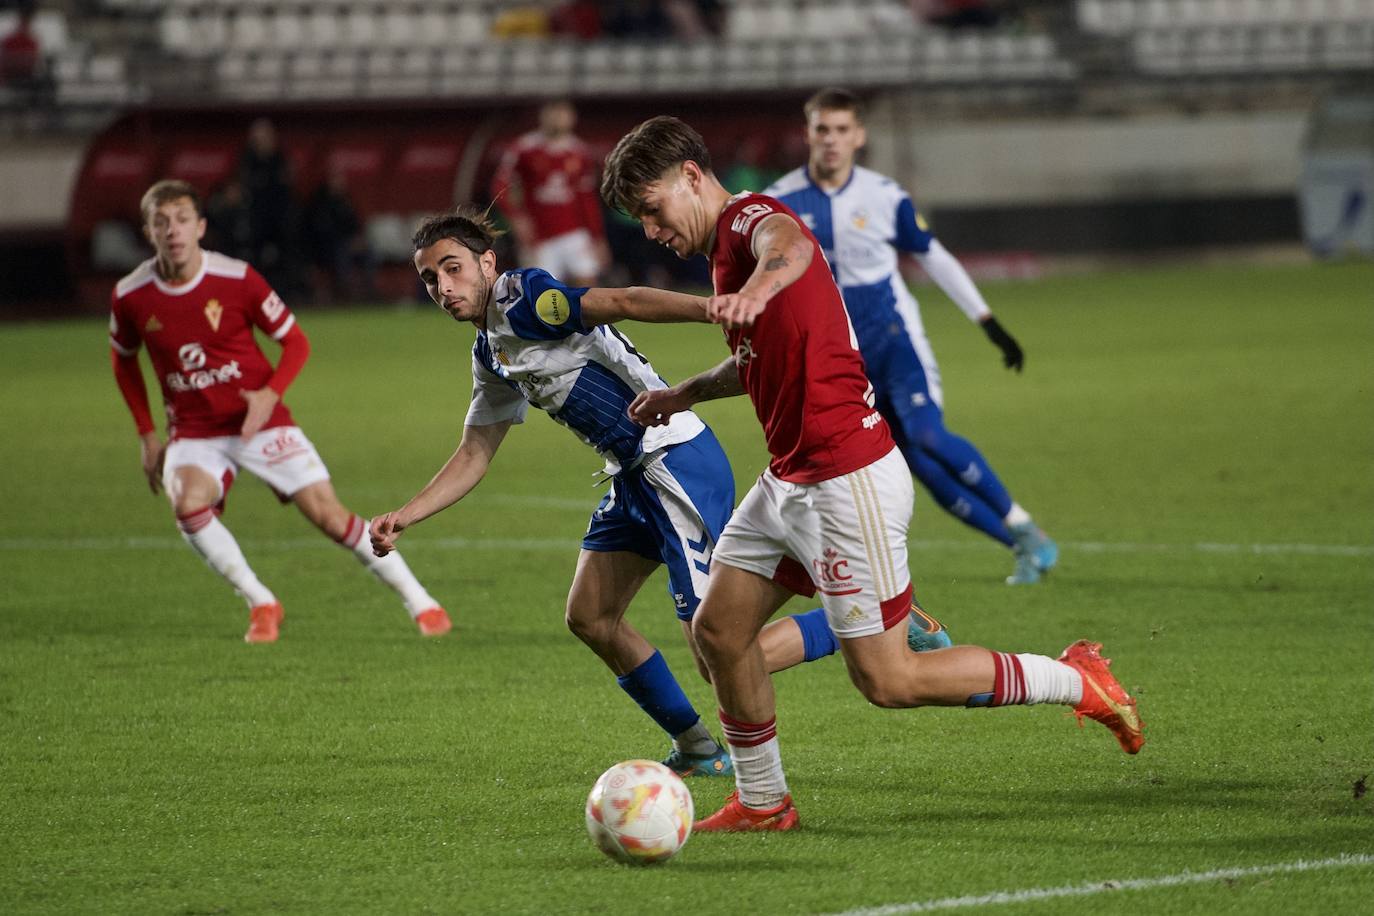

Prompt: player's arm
xmin=111 ymin=349 xmax=164 ymax=493
xmin=370 ymin=419 xmax=513 ymax=557
xmin=240 ymin=323 xmax=311 ymax=439
xmin=579 ymin=286 xmax=709 ymax=325
xmin=912 ymin=240 xmax=1023 ymax=371
xmin=708 ymin=213 xmax=814 ymax=329
xmin=627 ymin=356 xmax=743 ymax=428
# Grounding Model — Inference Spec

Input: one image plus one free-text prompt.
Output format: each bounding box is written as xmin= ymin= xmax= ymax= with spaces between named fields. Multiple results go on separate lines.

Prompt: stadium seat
xmin=366 ymin=214 xmax=413 ymax=264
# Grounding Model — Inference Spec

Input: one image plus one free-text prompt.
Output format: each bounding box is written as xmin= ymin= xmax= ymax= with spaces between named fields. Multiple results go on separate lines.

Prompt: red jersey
xmin=711 ymin=194 xmax=894 ymax=484
xmin=490 ymin=132 xmax=604 ymax=244
xmin=109 ymin=252 xmax=296 ymax=440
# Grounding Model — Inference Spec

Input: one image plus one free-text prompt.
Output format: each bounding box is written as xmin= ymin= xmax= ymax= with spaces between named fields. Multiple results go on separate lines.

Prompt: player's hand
xmin=981 ymin=316 xmax=1024 ymax=372
xmin=628 ymin=388 xmax=689 ymax=427
xmin=369 ymin=511 xmax=407 ymax=558
xmin=707 ymin=292 xmax=768 ymax=329
xmin=139 ymin=431 xmax=165 ymax=494
xmin=239 ymin=387 xmax=281 ymax=440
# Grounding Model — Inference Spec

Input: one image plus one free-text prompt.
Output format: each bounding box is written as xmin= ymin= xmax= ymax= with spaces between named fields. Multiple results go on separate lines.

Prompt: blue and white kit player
xmin=767 ymin=88 xmax=1058 ymax=585
xmin=371 ymin=210 xmax=936 ymax=775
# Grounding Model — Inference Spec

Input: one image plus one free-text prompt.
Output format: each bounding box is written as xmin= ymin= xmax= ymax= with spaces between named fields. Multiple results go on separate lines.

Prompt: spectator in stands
xmin=238 ymin=118 xmax=297 ymax=294
xmin=489 ymin=99 xmax=609 ymax=287
xmin=549 ymin=0 xmax=603 ymax=39
xmin=911 ymin=0 xmax=1001 ymax=29
xmin=205 ymin=178 xmax=255 ymax=263
xmin=301 ymin=164 xmax=376 ymax=304
xmin=0 ymin=3 xmax=43 ymax=92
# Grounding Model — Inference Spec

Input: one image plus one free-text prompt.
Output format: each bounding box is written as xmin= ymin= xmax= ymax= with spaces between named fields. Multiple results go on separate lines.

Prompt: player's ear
xmin=681 ymin=160 xmax=702 ymax=190
xmin=855 ymin=123 xmax=868 ymax=150
xmin=479 ymin=248 xmax=498 ymax=278
xmin=196 ymin=217 xmax=207 ymax=241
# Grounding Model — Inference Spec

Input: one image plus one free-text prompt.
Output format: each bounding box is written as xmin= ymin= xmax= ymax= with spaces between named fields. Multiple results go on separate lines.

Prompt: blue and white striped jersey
xmin=465 ymin=268 xmax=705 ymax=476
xmin=765 ymin=164 xmax=938 ymax=341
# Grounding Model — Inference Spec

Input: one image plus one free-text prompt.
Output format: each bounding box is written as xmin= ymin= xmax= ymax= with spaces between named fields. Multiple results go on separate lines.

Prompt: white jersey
xmin=466 ymin=268 xmax=704 ymax=476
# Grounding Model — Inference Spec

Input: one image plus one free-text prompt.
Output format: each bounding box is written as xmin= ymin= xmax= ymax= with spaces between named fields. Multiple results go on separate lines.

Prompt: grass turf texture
xmin=1 ymin=260 xmax=1371 ymax=914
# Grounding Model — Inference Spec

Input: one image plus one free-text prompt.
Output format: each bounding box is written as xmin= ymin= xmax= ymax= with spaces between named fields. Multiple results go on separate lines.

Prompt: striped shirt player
xmin=111 ymin=180 xmax=448 ymax=643
xmin=766 ymin=90 xmax=1058 ymax=585
xmin=374 ymin=212 xmax=852 ymax=779
xmin=601 ymin=114 xmax=1144 ymax=834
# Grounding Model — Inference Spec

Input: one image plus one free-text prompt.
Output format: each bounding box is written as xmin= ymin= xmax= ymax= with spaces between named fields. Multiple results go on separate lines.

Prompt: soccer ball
xmin=585 ymin=759 xmax=694 ymax=865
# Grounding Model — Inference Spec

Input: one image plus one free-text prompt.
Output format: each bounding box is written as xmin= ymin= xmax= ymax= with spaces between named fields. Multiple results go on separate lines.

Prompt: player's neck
xmin=155 ymin=248 xmax=204 ymax=286
xmin=808 ymin=161 xmax=853 ymax=192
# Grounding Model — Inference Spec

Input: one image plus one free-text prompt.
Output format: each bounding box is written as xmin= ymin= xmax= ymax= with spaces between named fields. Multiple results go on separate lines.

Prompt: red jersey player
xmin=110 ymin=179 xmax=451 ymax=643
xmin=600 ymin=117 xmax=1145 ymax=831
xmin=489 ymin=100 xmax=609 ymax=287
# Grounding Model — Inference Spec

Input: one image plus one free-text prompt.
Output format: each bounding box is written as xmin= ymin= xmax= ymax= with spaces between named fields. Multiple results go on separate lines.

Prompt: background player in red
xmin=489 ymin=99 xmax=610 ymax=287
xmin=109 ymin=179 xmax=451 ymax=643
xmin=601 ymin=117 xmax=1145 ymax=831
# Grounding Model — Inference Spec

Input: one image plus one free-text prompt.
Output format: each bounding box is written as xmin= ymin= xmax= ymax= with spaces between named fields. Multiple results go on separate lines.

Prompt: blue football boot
xmin=1007 ymin=522 xmax=1058 ymax=585
xmin=662 ymin=743 xmax=734 ymax=778
xmin=907 ymin=604 xmax=953 ymax=652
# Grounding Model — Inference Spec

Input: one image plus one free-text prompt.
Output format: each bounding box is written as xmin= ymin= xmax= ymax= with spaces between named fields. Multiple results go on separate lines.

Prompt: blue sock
xmin=616 ymin=649 xmax=701 ymax=739
xmin=909 ymin=449 xmax=1015 ymax=547
xmin=791 ymin=607 xmax=839 ymax=661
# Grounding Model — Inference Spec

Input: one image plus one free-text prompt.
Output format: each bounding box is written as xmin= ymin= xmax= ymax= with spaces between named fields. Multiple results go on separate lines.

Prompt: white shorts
xmin=533 ymin=229 xmax=601 ymax=282
xmin=163 ymin=426 xmax=330 ymax=505
xmin=712 ymin=447 xmax=915 ymax=639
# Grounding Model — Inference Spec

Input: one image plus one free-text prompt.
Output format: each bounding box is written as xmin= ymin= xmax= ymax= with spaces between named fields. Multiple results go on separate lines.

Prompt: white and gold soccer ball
xmin=585 ymin=759 xmax=694 ymax=865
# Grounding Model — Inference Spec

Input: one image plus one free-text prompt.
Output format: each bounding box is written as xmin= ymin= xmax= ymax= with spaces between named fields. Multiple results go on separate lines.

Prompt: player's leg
xmin=565 ymin=547 xmax=729 ymax=774
xmin=690 ymin=562 xmax=800 ymax=829
xmin=291 ymin=478 xmax=449 ymax=635
xmin=689 ymin=471 xmax=808 ymax=830
xmin=817 ymin=451 xmax=1139 ymax=751
xmin=579 ymin=470 xmax=731 ymax=773
xmin=162 ymin=440 xmax=280 ymax=642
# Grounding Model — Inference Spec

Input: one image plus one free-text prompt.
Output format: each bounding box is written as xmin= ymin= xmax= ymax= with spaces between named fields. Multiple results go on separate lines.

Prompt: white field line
xmin=1 ymin=536 xmax=1371 ymax=557
xmin=826 ymin=853 xmax=1374 ymax=916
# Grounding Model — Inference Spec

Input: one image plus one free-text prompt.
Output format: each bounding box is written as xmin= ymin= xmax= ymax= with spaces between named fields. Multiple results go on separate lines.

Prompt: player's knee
xmin=564 ymin=604 xmax=611 ymax=649
xmin=690 ymin=611 xmax=743 ymax=664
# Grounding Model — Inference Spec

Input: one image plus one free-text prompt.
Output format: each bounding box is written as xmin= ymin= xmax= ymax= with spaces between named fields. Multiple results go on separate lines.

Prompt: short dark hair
xmin=601 ymin=116 xmax=713 ymax=215
xmin=412 ymin=207 xmax=503 ymax=254
xmin=140 ymin=179 xmax=202 ymax=223
xmin=804 ymin=87 xmax=866 ymax=123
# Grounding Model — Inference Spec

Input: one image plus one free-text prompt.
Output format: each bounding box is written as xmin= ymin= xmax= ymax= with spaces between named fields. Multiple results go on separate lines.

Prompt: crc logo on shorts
xmin=178 ymin=342 xmax=207 ymax=371
xmin=814 ymin=547 xmax=862 ymax=597
xmin=261 ymin=428 xmax=308 ymax=465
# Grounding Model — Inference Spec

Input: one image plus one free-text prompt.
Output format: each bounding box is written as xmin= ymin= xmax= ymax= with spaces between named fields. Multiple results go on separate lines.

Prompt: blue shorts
xmin=582 ymin=427 xmax=735 ymax=620
xmin=859 ymin=323 xmax=944 ymax=448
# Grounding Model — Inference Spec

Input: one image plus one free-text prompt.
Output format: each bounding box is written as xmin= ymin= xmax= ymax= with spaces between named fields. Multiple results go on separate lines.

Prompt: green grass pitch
xmin=1 ymin=260 xmax=1371 ymax=914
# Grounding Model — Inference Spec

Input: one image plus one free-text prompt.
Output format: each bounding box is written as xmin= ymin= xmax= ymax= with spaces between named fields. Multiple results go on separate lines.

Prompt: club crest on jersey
xmin=144 ymin=315 xmax=163 ymax=333
xmin=850 ymin=209 xmax=869 ymax=230
xmin=204 ymin=299 xmax=223 ymax=331
xmin=536 ymin=288 xmax=570 ymax=325
xmin=731 ymin=203 xmax=774 ymax=235
xmin=916 ymin=211 xmax=930 ymax=232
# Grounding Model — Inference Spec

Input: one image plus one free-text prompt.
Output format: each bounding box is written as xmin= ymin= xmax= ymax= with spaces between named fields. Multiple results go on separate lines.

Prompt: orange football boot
xmin=415 ymin=607 xmax=452 ymax=637
xmin=694 ymin=791 xmax=800 ymax=833
xmin=1058 ymin=639 xmax=1144 ymax=754
xmin=244 ymin=602 xmax=283 ymax=644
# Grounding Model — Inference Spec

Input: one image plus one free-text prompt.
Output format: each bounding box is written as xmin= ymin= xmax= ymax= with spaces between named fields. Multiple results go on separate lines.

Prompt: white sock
xmin=673 ymin=721 xmax=719 ymax=756
xmin=339 ymin=515 xmax=437 ymax=617
xmin=1004 ymin=503 xmax=1032 ymax=528
xmin=1015 ymin=653 xmax=1083 ymax=705
xmin=720 ymin=713 xmax=789 ymax=809
xmin=177 ymin=509 xmax=275 ymax=608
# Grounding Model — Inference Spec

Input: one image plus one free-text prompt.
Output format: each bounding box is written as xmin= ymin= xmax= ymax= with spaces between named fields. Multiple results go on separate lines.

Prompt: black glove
xmin=981 ymin=316 xmax=1023 ymax=372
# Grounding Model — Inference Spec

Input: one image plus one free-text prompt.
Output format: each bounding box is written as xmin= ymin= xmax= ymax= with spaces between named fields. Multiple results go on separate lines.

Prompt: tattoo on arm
xmin=764 ymin=255 xmax=789 ymax=272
